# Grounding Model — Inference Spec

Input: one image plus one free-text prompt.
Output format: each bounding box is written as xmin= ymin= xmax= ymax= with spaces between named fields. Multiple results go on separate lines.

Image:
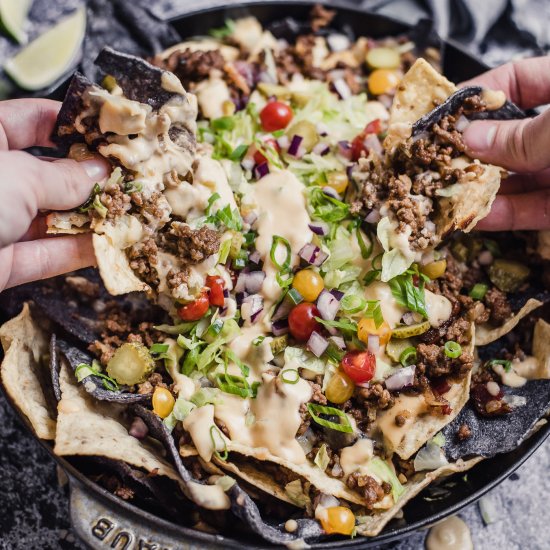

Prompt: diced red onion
xmin=307 ymin=331 xmax=329 ymax=358
xmin=333 ymin=78 xmax=351 ymax=100
xmin=329 ymin=335 xmax=346 ymax=349
xmin=249 ymin=250 xmax=262 ymax=265
xmin=272 ymin=319 xmax=289 ymax=336
xmin=385 ymin=365 xmax=416 ymax=391
xmin=365 ymin=209 xmax=381 ymax=224
xmin=272 ymin=297 xmax=293 ymax=322
xmin=312 ymin=142 xmax=330 ymax=156
xmin=308 ymin=221 xmax=329 ymax=236
xmin=338 ymin=140 xmax=352 ymax=160
xmin=277 ymin=134 xmax=290 ymax=150
xmin=235 ymin=292 xmax=246 ymax=307
xmin=298 ymin=243 xmax=328 ymax=267
xmin=367 ymin=334 xmax=380 ymax=354
xmin=327 ymin=33 xmax=351 ymax=52
xmin=455 ymin=114 xmax=470 ymax=132
xmin=364 ymin=134 xmax=382 ymax=156
xmin=287 ymin=135 xmax=304 ymax=156
xmin=129 ymin=417 xmax=149 ymax=439
xmin=322 ymin=186 xmax=341 ymax=200
xmin=243 ymin=211 xmax=258 ymax=226
xmin=255 ymin=162 xmax=269 ymax=179
xmin=316 ymin=289 xmax=341 ymax=321
xmin=478 ymin=250 xmax=493 ymax=266
xmin=242 ymin=294 xmax=263 ymax=323
xmin=241 ymin=157 xmax=255 ymax=171
xmin=235 ymin=270 xmax=266 ymax=294
xmin=330 ymin=289 xmax=344 ymax=301
xmin=223 ymin=289 xmax=230 ymax=298
xmin=316 ymin=122 xmax=329 ymax=136
xmin=258 ymin=70 xmax=277 ymax=84
xmin=356 ymin=381 xmax=371 ymax=389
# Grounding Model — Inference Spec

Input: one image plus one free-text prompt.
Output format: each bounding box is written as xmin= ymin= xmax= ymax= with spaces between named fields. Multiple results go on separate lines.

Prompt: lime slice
xmin=4 ymin=6 xmax=86 ymax=91
xmin=0 ymin=0 xmax=32 ymax=45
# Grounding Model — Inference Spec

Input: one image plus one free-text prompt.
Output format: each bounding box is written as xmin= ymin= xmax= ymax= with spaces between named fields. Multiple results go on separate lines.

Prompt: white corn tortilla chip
xmin=476 ymin=298 xmax=543 ymax=346
xmin=532 ymin=318 xmax=550 ymax=379
xmin=0 ymin=304 xmax=56 ymax=440
xmin=55 ymin=362 xmax=178 ymax=480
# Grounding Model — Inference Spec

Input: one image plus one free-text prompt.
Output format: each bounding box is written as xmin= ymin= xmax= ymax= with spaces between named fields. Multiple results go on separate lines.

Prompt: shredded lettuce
xmin=314 ymin=444 xmax=330 ymax=471
xmin=366 ymin=457 xmax=405 ymax=502
xmin=164 ymin=396 xmax=196 ymax=431
xmin=284 ymin=479 xmax=311 ymax=507
xmin=284 ymin=346 xmax=326 ymax=374
xmin=377 ymin=216 xmax=415 ymax=281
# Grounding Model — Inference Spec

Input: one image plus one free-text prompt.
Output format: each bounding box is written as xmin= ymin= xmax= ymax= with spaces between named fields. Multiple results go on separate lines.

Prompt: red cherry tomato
xmin=288 ymin=302 xmax=322 ymax=342
xmin=177 ymin=291 xmax=210 ymax=321
xmin=253 ymin=138 xmax=280 ymax=165
xmin=206 ymin=275 xmax=225 ymax=307
xmin=351 ymin=119 xmax=382 ymax=161
xmin=341 ymin=351 xmax=376 ymax=383
xmin=260 ymin=101 xmax=293 ymax=132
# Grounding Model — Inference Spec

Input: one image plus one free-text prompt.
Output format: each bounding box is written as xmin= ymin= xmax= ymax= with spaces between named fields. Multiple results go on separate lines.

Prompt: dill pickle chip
xmin=391 ymin=321 xmax=430 ymax=339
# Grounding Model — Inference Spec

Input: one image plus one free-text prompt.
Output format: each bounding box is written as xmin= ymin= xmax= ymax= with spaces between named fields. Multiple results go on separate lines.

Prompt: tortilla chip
xmin=532 ymin=318 xmax=550 ymax=379
xmin=355 ymin=457 xmax=482 ymax=536
xmin=0 ymin=304 xmax=56 ymax=440
xmin=375 ymin=324 xmax=475 ymax=460
xmin=54 ymin=362 xmax=178 ymax=480
xmin=476 ymin=298 xmax=543 ymax=346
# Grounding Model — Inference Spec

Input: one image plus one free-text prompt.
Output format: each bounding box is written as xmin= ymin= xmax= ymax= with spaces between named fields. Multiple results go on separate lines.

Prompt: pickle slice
xmin=488 ymin=259 xmax=530 ymax=293
xmin=386 ymin=338 xmax=413 ymax=362
xmin=286 ymin=120 xmax=319 ymax=151
xmin=391 ymin=321 xmax=430 ymax=339
xmin=270 ymin=335 xmax=288 ymax=355
xmin=107 ymin=342 xmax=156 ymax=386
xmin=366 ymin=47 xmax=400 ymax=70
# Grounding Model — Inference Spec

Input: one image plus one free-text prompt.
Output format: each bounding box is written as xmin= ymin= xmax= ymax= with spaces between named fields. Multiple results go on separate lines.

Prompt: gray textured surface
xmin=0 ymin=1 xmax=549 ymax=549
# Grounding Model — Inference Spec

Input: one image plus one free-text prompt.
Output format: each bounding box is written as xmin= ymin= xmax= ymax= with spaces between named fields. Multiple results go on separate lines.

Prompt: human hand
xmin=0 ymin=99 xmax=109 ymax=291
xmin=462 ymin=56 xmax=550 ymax=231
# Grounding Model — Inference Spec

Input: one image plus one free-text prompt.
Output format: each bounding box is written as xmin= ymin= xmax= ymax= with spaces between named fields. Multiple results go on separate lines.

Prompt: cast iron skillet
xmin=4 ymin=2 xmax=549 ymax=548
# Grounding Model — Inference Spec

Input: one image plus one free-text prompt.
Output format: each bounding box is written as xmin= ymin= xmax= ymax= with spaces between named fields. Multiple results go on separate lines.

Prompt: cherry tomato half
xmin=206 ymin=275 xmax=225 ymax=307
xmin=341 ymin=350 xmax=376 ymax=384
xmin=177 ymin=291 xmax=210 ymax=321
xmin=253 ymin=138 xmax=281 ymax=165
xmin=351 ymin=119 xmax=382 ymax=161
xmin=260 ymin=101 xmax=293 ymax=132
xmin=288 ymin=302 xmax=322 ymax=342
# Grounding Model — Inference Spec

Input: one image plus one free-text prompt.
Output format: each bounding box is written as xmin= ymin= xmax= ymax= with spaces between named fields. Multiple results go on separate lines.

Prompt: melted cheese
xmin=426 ymin=516 xmax=473 ymax=550
xmin=339 ymin=439 xmax=374 ymax=476
xmin=364 ymin=281 xmax=405 ymax=328
xmin=246 ymin=170 xmax=312 ymax=318
xmin=425 ymin=289 xmax=453 ymax=327
xmin=182 ymin=404 xmax=224 ymax=462
xmin=196 ymin=75 xmax=231 ymax=120
xmin=229 ymin=324 xmax=273 ymax=381
xmin=214 ymin=374 xmax=312 ymax=464
xmin=493 ymin=356 xmax=543 ymax=388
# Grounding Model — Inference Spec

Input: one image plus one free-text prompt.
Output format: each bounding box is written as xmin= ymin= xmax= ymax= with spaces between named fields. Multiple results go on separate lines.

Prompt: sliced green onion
xmin=469 ymin=283 xmax=488 ymax=300
xmin=486 ymin=358 xmax=512 ymax=372
xmin=363 ymin=269 xmax=380 ymax=286
xmin=365 ymin=301 xmax=384 ymax=329
xmin=340 ymin=294 xmax=366 ymax=314
xmin=287 ymin=288 xmax=303 ymax=305
xmin=205 ymin=192 xmax=221 ymax=215
xmin=324 ymin=342 xmax=345 ymax=363
xmin=229 ymin=143 xmax=248 ymax=162
xmin=315 ymin=317 xmax=357 ymax=333
xmin=149 ymin=343 xmax=169 ymax=355
xmin=210 ymin=425 xmax=228 ymax=461
xmin=215 ymin=372 xmax=259 ymax=398
xmin=444 ymin=341 xmax=462 ymax=359
xmin=483 ymin=239 xmax=501 ymax=257
xmin=182 ymin=346 xmax=201 ymax=376
xmin=371 ymin=253 xmax=383 ymax=271
xmin=399 ymin=346 xmax=417 ymax=367
xmin=75 ymin=360 xmax=119 ymax=392
xmin=270 ymin=235 xmax=292 ymax=271
xmin=211 ymin=116 xmax=235 ymax=131
xmin=218 ymin=238 xmax=232 ymax=264
xmin=280 ymin=369 xmax=300 ymax=384
xmin=356 ymin=227 xmax=373 ymax=259
xmin=276 ymin=270 xmax=294 ymax=288
xmin=205 ymin=319 xmax=224 ymax=340
xmin=306 ymin=403 xmax=353 ymax=433
xmin=78 ymin=183 xmax=101 ymax=213
xmin=252 ymin=336 xmax=266 ymax=346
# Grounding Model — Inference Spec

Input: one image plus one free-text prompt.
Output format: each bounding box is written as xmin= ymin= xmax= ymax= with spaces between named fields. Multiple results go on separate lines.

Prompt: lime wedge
xmin=0 ymin=0 xmax=32 ymax=45
xmin=4 ymin=6 xmax=86 ymax=91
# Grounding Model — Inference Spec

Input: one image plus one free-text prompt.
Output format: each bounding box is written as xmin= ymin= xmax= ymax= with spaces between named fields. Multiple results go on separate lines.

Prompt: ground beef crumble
xmin=160 ymin=222 xmax=221 ymax=264
xmin=346 ymin=473 xmax=389 ymax=509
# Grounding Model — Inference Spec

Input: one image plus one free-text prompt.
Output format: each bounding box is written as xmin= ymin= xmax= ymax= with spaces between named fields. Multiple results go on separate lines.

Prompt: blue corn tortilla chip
xmin=442 ymin=379 xmax=550 ymax=460
xmin=50 ymin=334 xmax=62 ymax=402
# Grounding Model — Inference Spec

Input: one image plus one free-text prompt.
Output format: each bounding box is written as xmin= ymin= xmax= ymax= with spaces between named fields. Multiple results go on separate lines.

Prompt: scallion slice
xmin=280 ymin=369 xmax=300 ymax=384
xmin=340 ymin=294 xmax=366 ymax=314
xmin=469 ymin=283 xmax=488 ymax=300
xmin=270 ymin=235 xmax=292 ymax=271
xmin=210 ymin=425 xmax=228 ymax=461
xmin=444 ymin=341 xmax=462 ymax=359
xmin=306 ymin=403 xmax=353 ymax=433
xmin=486 ymin=358 xmax=512 ymax=372
xmin=399 ymin=346 xmax=417 ymax=367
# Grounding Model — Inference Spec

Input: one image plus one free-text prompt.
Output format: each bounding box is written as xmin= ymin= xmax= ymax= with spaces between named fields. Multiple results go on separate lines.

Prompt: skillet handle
xmin=67 ymin=475 xmax=217 ymax=549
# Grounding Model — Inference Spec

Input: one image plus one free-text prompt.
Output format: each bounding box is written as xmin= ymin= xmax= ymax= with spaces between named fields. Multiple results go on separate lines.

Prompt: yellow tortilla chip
xmin=476 ymin=298 xmax=543 ymax=346
xmin=0 ymin=304 xmax=56 ymax=440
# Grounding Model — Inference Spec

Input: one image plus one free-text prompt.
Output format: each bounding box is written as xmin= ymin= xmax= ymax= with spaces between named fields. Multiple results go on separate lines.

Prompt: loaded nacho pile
xmin=2 ymin=5 xmax=549 ymax=544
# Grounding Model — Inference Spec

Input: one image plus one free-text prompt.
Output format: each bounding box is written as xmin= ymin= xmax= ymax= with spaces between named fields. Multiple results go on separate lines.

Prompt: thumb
xmin=463 ymin=109 xmax=550 ymax=173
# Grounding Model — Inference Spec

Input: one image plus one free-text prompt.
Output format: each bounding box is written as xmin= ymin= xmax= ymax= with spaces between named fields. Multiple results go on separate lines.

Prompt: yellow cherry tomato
xmin=325 ymin=171 xmax=349 ymax=194
xmin=368 ymin=69 xmax=400 ymax=96
xmin=358 ymin=318 xmax=392 ymax=346
xmin=292 ymin=269 xmax=324 ymax=302
xmin=152 ymin=387 xmax=175 ymax=419
xmin=325 ymin=370 xmax=355 ymax=404
xmin=321 ymin=506 xmax=356 ymax=535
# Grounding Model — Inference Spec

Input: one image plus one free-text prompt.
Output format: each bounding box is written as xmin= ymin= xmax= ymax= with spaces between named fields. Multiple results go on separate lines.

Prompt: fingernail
xmin=80 ymin=158 xmax=110 ymax=181
xmin=463 ymin=122 xmax=497 ymax=152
